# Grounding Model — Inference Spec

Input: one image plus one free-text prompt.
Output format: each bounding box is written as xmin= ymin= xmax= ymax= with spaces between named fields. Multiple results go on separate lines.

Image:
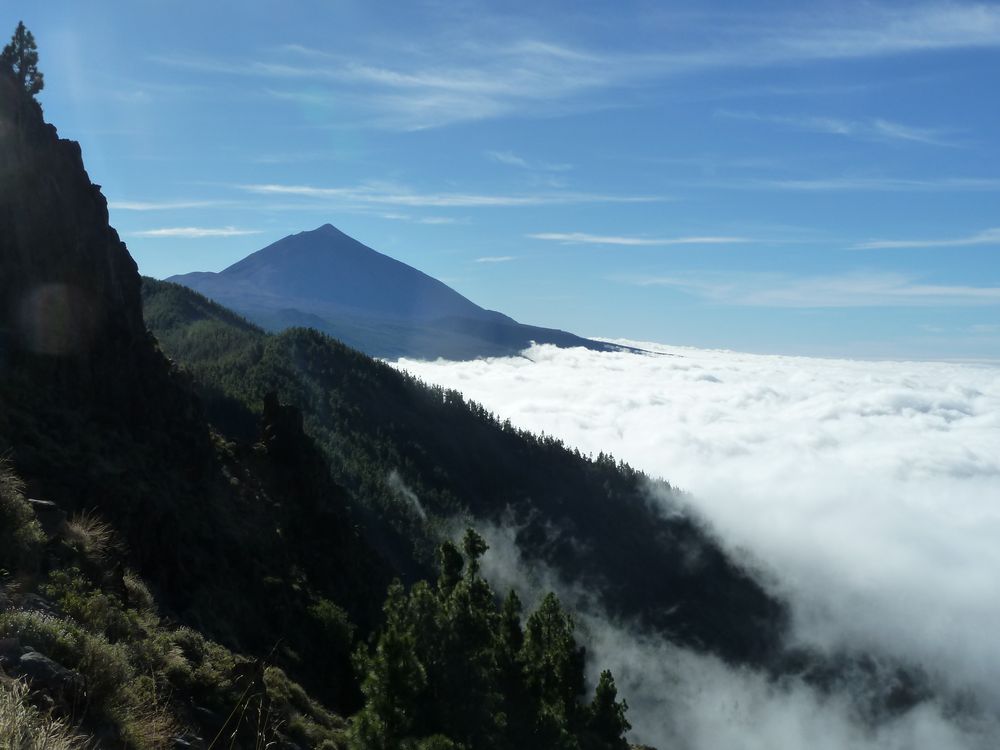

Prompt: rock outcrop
xmin=0 ymin=74 xmax=389 ymax=713
xmin=0 ymin=73 xmax=147 ymax=396
xmin=0 ymin=70 xmax=207 ymax=508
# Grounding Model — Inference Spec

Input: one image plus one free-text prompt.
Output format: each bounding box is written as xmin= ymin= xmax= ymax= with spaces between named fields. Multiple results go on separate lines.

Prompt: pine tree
xmin=583 ymin=671 xmax=631 ymax=750
xmin=351 ymin=582 xmax=428 ymax=750
xmin=522 ymin=593 xmax=588 ymax=749
xmin=1 ymin=22 xmax=44 ymax=96
xmin=350 ymin=531 xmax=631 ymax=750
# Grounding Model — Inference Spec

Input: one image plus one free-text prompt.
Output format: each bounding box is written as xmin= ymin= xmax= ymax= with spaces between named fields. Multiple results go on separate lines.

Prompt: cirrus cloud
xmin=529 ymin=231 xmax=749 ymax=246
xmin=129 ymin=226 xmax=262 ymax=238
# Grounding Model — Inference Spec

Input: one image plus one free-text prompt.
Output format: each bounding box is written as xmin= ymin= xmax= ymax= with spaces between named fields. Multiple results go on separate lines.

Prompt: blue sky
xmin=8 ymin=0 xmax=1000 ymax=359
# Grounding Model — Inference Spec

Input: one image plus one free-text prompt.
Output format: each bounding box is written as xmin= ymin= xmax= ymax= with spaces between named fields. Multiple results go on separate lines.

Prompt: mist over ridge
xmin=396 ymin=341 xmax=1000 ymax=747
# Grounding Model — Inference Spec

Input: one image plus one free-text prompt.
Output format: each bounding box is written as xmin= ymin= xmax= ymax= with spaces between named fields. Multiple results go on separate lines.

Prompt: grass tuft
xmin=0 ymin=678 xmax=85 ymax=750
xmin=0 ymin=458 xmax=45 ymax=574
xmin=63 ymin=510 xmax=114 ymax=563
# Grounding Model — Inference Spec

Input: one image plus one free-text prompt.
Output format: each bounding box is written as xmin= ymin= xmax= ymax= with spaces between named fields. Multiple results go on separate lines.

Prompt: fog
xmin=396 ymin=342 xmax=1000 ymax=748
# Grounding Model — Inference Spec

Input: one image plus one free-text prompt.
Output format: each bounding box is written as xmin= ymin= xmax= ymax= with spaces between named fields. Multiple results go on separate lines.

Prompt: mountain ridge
xmin=168 ymin=224 xmax=629 ymax=360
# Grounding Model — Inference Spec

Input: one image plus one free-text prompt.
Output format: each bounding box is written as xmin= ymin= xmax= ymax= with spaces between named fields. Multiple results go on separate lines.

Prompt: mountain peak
xmin=168 ymin=226 xmax=619 ymax=360
xmin=171 ymin=225 xmax=498 ymax=325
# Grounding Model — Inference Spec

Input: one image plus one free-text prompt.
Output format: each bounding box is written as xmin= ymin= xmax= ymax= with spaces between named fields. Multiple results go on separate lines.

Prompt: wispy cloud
xmin=853 ymin=227 xmax=1000 ymax=249
xmin=486 ymin=150 xmax=530 ymax=168
xmin=239 ymin=183 xmax=665 ymax=208
xmin=130 ymin=226 xmax=262 ymax=238
xmin=628 ymin=271 xmax=1000 ymax=307
xmin=110 ymin=200 xmax=227 ymax=211
xmin=486 ymin=150 xmax=572 ymax=172
xmin=153 ymin=4 xmax=1000 ymax=129
xmin=735 ymin=176 xmax=1000 ymax=192
xmin=718 ymin=110 xmax=958 ymax=146
xmin=379 ymin=212 xmax=460 ymax=225
xmin=475 ymin=256 xmax=516 ymax=263
xmin=416 ymin=216 xmax=459 ymax=225
xmin=767 ymin=3 xmax=1000 ymax=60
xmin=529 ymin=232 xmax=749 ymax=246
xmin=154 ymin=42 xmax=619 ymax=129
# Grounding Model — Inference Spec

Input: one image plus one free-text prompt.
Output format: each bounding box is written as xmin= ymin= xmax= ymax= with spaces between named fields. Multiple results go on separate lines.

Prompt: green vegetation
xmin=0 ymin=459 xmax=45 ymax=576
xmin=1 ymin=21 xmax=43 ymax=96
xmin=0 ymin=458 xmax=350 ymax=748
xmin=350 ymin=530 xmax=629 ymax=750
xmin=143 ymin=278 xmax=784 ymax=665
xmin=0 ymin=455 xmax=627 ymax=749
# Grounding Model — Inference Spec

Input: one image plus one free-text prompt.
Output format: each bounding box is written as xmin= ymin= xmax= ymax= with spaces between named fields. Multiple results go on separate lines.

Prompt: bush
xmin=265 ymin=665 xmax=344 ymax=746
xmin=41 ymin=568 xmax=138 ymax=642
xmin=0 ymin=609 xmax=130 ymax=711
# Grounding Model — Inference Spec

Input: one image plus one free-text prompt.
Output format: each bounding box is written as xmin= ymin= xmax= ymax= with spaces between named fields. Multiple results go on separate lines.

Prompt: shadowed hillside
xmin=0 ymin=51 xmax=761 ymax=749
xmin=143 ymin=278 xmax=789 ymax=665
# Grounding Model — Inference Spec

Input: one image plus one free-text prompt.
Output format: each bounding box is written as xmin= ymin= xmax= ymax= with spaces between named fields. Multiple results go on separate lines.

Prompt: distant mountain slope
xmin=168 ymin=224 xmax=626 ymax=360
xmin=144 ymin=277 xmax=789 ymax=666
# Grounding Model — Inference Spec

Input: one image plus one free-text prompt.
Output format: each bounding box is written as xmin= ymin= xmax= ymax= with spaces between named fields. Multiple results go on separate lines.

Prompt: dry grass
xmin=0 ymin=678 xmax=86 ymax=750
xmin=0 ymin=458 xmax=45 ymax=574
xmin=63 ymin=510 xmax=114 ymax=563
xmin=0 ymin=457 xmax=25 ymax=500
xmin=117 ymin=691 xmax=180 ymax=750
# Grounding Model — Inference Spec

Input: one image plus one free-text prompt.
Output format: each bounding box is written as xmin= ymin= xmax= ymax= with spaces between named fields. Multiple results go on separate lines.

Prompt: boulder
xmin=26 ymin=498 xmax=66 ymax=536
xmin=17 ymin=593 xmax=60 ymax=616
xmin=15 ymin=650 xmax=85 ymax=700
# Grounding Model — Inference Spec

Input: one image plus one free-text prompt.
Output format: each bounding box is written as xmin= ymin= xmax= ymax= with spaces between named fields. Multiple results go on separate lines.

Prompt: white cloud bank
xmin=396 ymin=342 xmax=1000 ymax=748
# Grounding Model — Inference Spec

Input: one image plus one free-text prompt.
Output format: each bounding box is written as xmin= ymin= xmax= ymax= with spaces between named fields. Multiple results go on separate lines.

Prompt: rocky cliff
xmin=0 ymin=73 xmax=152 ymax=399
xmin=0 ymin=74 xmax=389 ymax=717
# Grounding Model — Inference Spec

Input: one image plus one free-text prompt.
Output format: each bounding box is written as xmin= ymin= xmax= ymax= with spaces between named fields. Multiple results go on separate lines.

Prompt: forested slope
xmin=0 ymin=58 xmax=683 ymax=749
xmin=143 ymin=279 xmax=787 ymax=665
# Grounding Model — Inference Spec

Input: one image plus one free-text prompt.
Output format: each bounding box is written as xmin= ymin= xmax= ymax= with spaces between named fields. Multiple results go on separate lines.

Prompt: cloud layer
xmin=396 ymin=342 xmax=1000 ymax=746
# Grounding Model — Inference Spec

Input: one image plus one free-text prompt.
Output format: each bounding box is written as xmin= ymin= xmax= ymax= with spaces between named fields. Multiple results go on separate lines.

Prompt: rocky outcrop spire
xmin=0 ymin=72 xmax=149 ymax=399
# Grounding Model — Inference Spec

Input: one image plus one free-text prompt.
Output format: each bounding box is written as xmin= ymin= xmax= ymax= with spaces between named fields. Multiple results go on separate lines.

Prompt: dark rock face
xmin=0 ymin=77 xmax=390 ymax=709
xmin=0 ymin=71 xmax=206 ymax=479
xmin=26 ymin=498 xmax=66 ymax=537
xmin=0 ymin=72 xmax=207 ymax=613
xmin=0 ymin=74 xmax=147 ymax=392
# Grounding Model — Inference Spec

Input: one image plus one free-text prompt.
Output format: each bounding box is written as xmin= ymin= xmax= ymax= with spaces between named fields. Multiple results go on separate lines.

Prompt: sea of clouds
xmin=395 ymin=342 xmax=1000 ymax=749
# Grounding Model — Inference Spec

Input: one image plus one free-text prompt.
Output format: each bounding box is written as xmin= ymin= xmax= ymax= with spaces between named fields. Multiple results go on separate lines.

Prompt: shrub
xmin=0 ymin=609 xmax=130 ymax=711
xmin=265 ymin=665 xmax=344 ymax=746
xmin=41 ymin=568 xmax=138 ymax=642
